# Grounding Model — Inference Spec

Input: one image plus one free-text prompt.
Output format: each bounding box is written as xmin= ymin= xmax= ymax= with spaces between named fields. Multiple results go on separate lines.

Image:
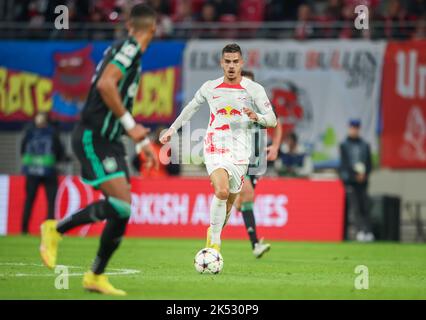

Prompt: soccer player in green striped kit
xmin=39 ymin=4 xmax=157 ymax=296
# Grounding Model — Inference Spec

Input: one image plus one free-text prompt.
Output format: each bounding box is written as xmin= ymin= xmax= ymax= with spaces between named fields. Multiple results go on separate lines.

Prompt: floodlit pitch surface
xmin=0 ymin=236 xmax=425 ymax=299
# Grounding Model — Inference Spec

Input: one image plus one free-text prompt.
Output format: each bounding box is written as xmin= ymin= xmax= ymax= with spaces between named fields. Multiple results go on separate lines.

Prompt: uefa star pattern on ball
xmin=194 ymin=248 xmax=224 ymax=274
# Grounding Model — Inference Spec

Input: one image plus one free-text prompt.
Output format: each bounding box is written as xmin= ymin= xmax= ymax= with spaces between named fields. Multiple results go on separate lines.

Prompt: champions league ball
xmin=194 ymin=248 xmax=224 ymax=274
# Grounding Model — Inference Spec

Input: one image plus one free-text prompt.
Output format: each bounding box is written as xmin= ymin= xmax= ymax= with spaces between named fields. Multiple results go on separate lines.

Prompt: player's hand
xmin=267 ymin=145 xmax=279 ymax=161
xmin=128 ymin=124 xmax=150 ymax=143
xmin=159 ymin=128 xmax=176 ymax=144
xmin=243 ymin=107 xmax=258 ymax=122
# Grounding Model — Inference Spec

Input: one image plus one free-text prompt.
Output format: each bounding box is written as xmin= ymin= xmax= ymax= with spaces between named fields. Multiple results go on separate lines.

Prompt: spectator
xmin=28 ymin=0 xmax=46 ymax=27
xmin=195 ymin=2 xmax=219 ymax=38
xmin=294 ymin=4 xmax=315 ymax=40
xmin=383 ymin=0 xmax=412 ymax=39
xmin=218 ymin=13 xmax=239 ymax=38
xmin=172 ymin=0 xmax=196 ymax=22
xmin=199 ymin=1 xmax=217 ymax=22
xmin=149 ymin=0 xmax=174 ymax=38
xmin=88 ymin=5 xmax=109 ymax=40
xmin=238 ymin=0 xmax=265 ymax=22
xmin=339 ymin=119 xmax=374 ymax=242
xmin=171 ymin=0 xmax=196 ymax=37
xmin=20 ymin=112 xmax=67 ymax=234
xmin=237 ymin=0 xmax=266 ymax=38
xmin=318 ymin=0 xmax=344 ymax=38
xmin=274 ymin=132 xmax=313 ymax=177
xmin=338 ymin=2 xmax=357 ymax=38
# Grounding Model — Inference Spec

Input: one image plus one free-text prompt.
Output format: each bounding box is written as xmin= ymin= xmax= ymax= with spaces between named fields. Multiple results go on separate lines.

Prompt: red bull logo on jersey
xmin=230 ymin=109 xmax=242 ymax=116
xmin=216 ymin=108 xmax=227 ymax=115
xmin=214 ymin=124 xmax=230 ymax=131
xmin=216 ymin=106 xmax=242 ymax=118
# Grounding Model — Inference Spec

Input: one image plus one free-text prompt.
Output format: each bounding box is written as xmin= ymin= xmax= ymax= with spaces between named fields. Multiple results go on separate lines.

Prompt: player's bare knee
xmin=215 ymin=187 xmax=229 ymax=200
xmin=103 ymin=180 xmax=131 ymax=204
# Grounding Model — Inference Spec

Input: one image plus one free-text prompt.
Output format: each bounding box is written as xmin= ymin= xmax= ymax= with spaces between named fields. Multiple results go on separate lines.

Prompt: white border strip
xmin=0 ymin=175 xmax=9 ymax=235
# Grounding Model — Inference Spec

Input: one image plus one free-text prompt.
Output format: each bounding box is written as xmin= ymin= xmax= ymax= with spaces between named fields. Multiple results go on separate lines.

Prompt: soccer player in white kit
xmin=160 ymin=44 xmax=277 ymax=252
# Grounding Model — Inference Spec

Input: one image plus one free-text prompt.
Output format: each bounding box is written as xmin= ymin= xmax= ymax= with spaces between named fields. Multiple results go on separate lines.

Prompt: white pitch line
xmin=0 ymin=262 xmax=140 ymax=277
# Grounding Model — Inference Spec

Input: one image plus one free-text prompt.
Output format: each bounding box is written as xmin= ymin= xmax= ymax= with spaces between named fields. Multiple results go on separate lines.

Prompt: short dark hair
xmin=349 ymin=119 xmax=361 ymax=128
xmin=222 ymin=43 xmax=242 ymax=56
xmin=241 ymin=70 xmax=254 ymax=80
xmin=129 ymin=4 xmax=157 ymax=30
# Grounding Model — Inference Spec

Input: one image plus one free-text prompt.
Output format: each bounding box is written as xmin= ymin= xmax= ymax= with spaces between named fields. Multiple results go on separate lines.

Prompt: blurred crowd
xmin=2 ymin=0 xmax=425 ymax=39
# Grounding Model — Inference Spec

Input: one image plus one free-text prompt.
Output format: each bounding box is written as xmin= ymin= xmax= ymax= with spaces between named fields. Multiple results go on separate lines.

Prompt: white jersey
xmin=171 ymin=76 xmax=277 ymax=165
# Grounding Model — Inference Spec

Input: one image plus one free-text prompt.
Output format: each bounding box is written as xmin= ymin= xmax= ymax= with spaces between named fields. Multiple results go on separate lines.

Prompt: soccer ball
xmin=194 ymin=248 xmax=223 ymax=274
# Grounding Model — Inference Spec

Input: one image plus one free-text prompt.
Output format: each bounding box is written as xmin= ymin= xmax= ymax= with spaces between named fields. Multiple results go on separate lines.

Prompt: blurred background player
xmin=160 ymin=44 xmax=277 ymax=253
xmin=39 ymin=4 xmax=157 ymax=296
xmin=20 ymin=112 xmax=67 ymax=234
xmin=274 ymin=132 xmax=313 ymax=177
xmin=233 ymin=70 xmax=282 ymax=258
xmin=339 ymin=119 xmax=374 ymax=242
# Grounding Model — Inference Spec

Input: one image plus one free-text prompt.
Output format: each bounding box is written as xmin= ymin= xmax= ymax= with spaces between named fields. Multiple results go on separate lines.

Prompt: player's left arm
xmin=160 ymin=81 xmax=208 ymax=144
xmin=243 ymin=85 xmax=277 ymax=128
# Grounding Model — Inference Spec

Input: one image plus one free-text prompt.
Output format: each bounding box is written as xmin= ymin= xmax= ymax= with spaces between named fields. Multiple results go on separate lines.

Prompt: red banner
xmin=1 ymin=176 xmax=344 ymax=241
xmin=381 ymin=40 xmax=426 ymax=168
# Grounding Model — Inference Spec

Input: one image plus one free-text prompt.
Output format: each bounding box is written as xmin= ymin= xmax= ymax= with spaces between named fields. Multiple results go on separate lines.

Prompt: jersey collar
xmin=215 ymin=76 xmax=247 ymax=89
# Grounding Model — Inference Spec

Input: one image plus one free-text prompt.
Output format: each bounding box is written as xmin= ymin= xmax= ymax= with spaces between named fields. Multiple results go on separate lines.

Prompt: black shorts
xmin=72 ymin=124 xmax=129 ymax=188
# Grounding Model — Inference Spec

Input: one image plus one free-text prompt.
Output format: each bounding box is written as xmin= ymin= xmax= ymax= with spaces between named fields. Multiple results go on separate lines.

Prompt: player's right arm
xmin=160 ymin=82 xmax=208 ymax=144
xmin=96 ymin=61 xmax=149 ymax=143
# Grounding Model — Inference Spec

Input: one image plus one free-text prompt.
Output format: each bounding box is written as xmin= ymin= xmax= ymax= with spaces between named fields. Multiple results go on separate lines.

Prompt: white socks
xmin=209 ymin=196 xmax=227 ymax=245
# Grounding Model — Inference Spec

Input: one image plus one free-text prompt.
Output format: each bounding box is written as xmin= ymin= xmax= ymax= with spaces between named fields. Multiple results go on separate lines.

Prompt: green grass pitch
xmin=0 ymin=235 xmax=425 ymax=299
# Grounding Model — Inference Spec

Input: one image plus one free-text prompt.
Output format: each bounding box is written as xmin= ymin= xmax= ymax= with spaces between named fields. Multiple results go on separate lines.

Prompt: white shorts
xmin=205 ymin=161 xmax=249 ymax=194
